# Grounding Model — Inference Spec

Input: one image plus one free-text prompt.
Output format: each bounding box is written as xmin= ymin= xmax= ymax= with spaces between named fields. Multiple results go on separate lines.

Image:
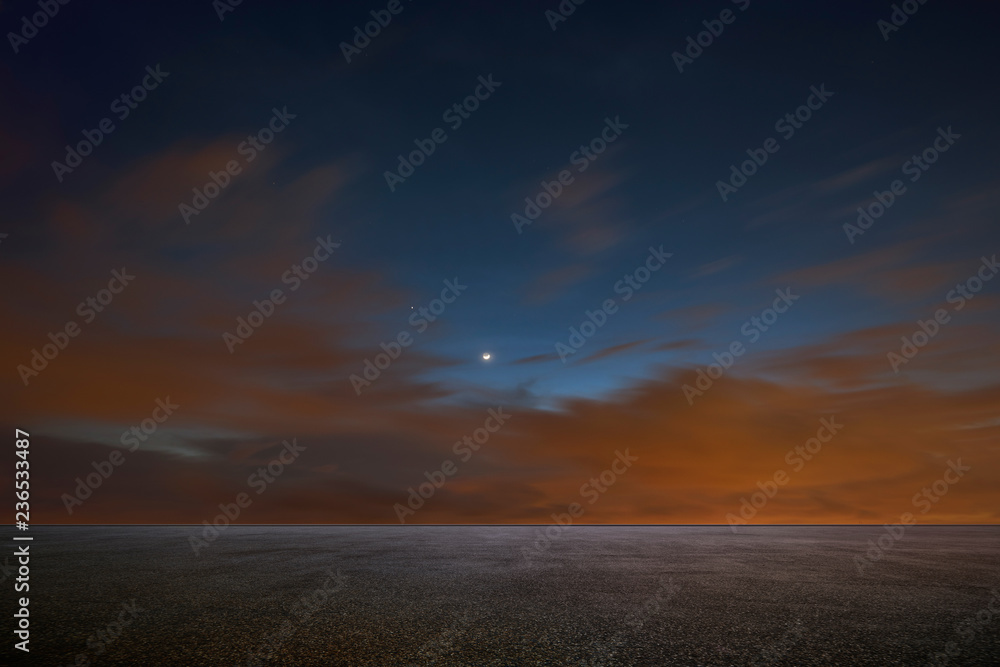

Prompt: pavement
xmin=4 ymin=525 xmax=999 ymax=666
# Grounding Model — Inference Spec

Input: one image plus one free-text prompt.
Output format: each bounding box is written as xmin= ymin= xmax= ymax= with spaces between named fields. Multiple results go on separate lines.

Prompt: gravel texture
xmin=4 ymin=525 xmax=999 ymax=666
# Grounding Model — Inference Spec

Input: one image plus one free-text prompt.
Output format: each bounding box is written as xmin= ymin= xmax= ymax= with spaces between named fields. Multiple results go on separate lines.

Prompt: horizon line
xmin=9 ymin=523 xmax=1000 ymax=527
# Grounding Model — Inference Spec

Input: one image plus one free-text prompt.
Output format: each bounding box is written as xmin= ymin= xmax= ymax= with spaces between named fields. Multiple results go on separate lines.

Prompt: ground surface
xmin=4 ymin=525 xmax=999 ymax=666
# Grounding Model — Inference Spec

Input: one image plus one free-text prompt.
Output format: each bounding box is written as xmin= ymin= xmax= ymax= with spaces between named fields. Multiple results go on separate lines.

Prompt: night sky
xmin=2 ymin=0 xmax=998 ymax=524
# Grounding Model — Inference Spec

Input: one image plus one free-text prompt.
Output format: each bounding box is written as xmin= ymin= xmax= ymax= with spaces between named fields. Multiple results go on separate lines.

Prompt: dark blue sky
xmin=2 ymin=0 xmax=999 ymax=523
